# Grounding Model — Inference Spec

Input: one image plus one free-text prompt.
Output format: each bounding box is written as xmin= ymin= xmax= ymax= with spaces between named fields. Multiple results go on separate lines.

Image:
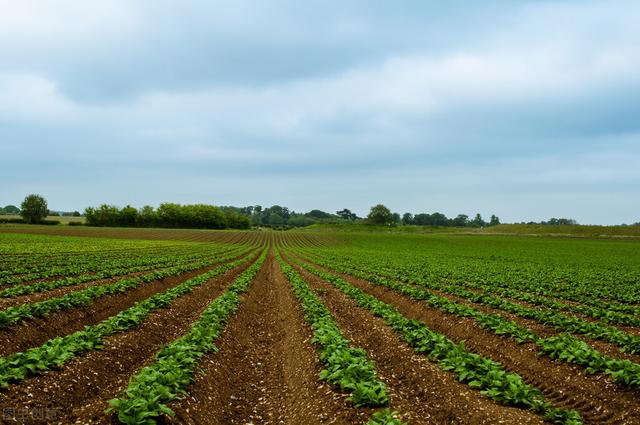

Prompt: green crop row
xmin=292 ymin=254 xmax=640 ymax=388
xmin=333 ymin=251 xmax=640 ymax=327
xmin=0 ymin=253 xmax=255 ymax=389
xmin=108 ymin=249 xmax=267 ymax=424
xmin=276 ymin=250 xmax=389 ymax=408
xmin=0 ymin=246 xmax=241 ymax=298
xmin=292 ymin=259 xmax=582 ymax=425
xmin=0 ymin=240 xmax=211 ymax=285
xmin=0 ymin=248 xmax=253 ymax=329
xmin=304 ymin=251 xmax=640 ymax=354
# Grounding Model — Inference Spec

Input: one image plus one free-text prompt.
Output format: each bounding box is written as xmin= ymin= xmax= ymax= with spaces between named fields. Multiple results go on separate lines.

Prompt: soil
xmin=0 ymin=252 xmax=252 ymax=357
xmin=296 ymin=255 xmax=640 ymax=424
xmin=164 ymin=252 xmax=368 ymax=425
xmin=0 ymin=258 xmax=255 ymax=424
xmin=287 ymin=256 xmax=545 ymax=425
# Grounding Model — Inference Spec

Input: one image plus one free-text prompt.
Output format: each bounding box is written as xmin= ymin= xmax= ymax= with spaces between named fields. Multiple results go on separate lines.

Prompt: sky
xmin=0 ymin=1 xmax=639 ymax=224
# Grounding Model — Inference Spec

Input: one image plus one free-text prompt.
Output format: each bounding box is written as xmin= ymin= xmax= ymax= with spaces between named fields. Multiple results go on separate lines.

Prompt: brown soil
xmin=164 ymin=252 xmax=367 ymax=425
xmin=298 ymin=256 xmax=640 ymax=425
xmin=0 ymin=258 xmax=255 ymax=424
xmin=0 ymin=253 xmax=251 ymax=358
xmin=287 ymin=257 xmax=545 ymax=425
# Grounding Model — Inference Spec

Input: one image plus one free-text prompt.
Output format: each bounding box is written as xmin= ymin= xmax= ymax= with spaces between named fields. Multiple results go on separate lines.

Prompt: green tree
xmin=402 ymin=212 xmax=414 ymax=225
xmin=367 ymin=204 xmax=394 ymax=225
xmin=471 ymin=213 xmax=485 ymax=227
xmin=119 ymin=205 xmax=138 ymax=227
xmin=3 ymin=205 xmax=20 ymax=215
xmin=489 ymin=214 xmax=500 ymax=226
xmin=336 ymin=208 xmax=357 ymax=220
xmin=305 ymin=209 xmax=332 ymax=219
xmin=450 ymin=214 xmax=469 ymax=227
xmin=20 ymin=194 xmax=49 ymax=224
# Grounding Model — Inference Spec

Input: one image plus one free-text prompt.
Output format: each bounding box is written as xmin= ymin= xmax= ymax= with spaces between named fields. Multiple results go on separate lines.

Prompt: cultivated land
xmin=0 ymin=226 xmax=639 ymax=424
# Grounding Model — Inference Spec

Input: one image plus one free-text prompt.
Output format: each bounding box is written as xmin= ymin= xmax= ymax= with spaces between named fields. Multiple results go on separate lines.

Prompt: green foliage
xmin=366 ymin=409 xmax=407 ymax=425
xmin=293 ymin=260 xmax=581 ymax=424
xmin=0 ymin=252 xmax=256 ymax=389
xmin=20 ymin=194 xmax=48 ymax=224
xmin=1 ymin=205 xmax=20 ymax=215
xmin=109 ymin=250 xmax=267 ymax=424
xmin=276 ymin=251 xmax=388 ymax=407
xmin=0 ymin=248 xmax=250 ymax=329
xmin=367 ymin=204 xmax=394 ymax=226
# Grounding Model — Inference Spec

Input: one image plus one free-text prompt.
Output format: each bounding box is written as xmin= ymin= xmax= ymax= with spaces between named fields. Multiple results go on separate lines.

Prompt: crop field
xmin=0 ymin=228 xmax=639 ymax=424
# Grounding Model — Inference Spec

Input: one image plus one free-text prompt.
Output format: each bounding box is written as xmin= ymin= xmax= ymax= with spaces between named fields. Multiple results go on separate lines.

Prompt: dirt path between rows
xmin=287 ymin=256 xmax=545 ymax=425
xmin=296 ymin=255 xmax=640 ymax=425
xmin=0 ymin=253 xmax=250 ymax=358
xmin=0 ymin=257 xmax=256 ymax=424
xmin=164 ymin=252 xmax=367 ymax=425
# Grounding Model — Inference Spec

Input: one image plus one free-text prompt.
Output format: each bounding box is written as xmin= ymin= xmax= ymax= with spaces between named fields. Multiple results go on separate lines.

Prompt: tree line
xmin=84 ymin=204 xmax=250 ymax=229
xmin=7 ymin=194 xmax=640 ymax=228
xmin=366 ymin=204 xmax=500 ymax=227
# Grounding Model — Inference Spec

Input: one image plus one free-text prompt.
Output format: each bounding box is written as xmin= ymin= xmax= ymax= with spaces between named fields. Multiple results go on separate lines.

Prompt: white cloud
xmin=0 ymin=0 xmax=139 ymax=41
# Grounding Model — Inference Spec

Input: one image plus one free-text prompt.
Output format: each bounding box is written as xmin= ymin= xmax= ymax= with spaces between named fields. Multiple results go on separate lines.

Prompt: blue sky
xmin=1 ymin=1 xmax=639 ymax=224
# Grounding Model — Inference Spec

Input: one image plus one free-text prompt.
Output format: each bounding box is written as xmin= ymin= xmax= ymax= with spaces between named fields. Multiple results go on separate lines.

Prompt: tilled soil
xmin=298 ymin=256 xmax=640 ymax=425
xmin=0 ymin=253 xmax=250 ymax=358
xmin=164 ymin=252 xmax=367 ymax=425
xmin=0 ymin=258 xmax=256 ymax=424
xmin=288 ymin=258 xmax=545 ymax=425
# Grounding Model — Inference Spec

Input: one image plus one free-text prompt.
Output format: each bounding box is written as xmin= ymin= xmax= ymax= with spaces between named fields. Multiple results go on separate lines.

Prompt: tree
xmin=489 ymin=214 xmax=500 ymax=226
xmin=20 ymin=194 xmax=49 ymax=224
xmin=336 ymin=208 xmax=357 ymax=221
xmin=450 ymin=214 xmax=469 ymax=227
xmin=402 ymin=213 xmax=414 ymax=225
xmin=367 ymin=204 xmax=394 ymax=225
xmin=119 ymin=205 xmax=138 ymax=227
xmin=471 ymin=213 xmax=485 ymax=227
xmin=306 ymin=209 xmax=333 ymax=219
xmin=3 ymin=205 xmax=20 ymax=215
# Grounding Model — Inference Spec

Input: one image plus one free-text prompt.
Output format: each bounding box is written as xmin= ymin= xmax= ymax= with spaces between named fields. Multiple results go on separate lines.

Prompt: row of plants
xmin=0 ymin=246 xmax=240 ymax=298
xmin=346 ymin=252 xmax=640 ymax=325
xmin=0 ymin=253 xmax=255 ymax=389
xmin=297 ymin=232 xmax=640 ymax=307
xmin=108 ymin=249 xmax=267 ymax=424
xmin=291 ymin=254 xmax=640 ymax=388
xmin=304 ymin=251 xmax=640 ymax=354
xmin=291 ymin=258 xmax=582 ymax=425
xmin=276 ymin=250 xmax=389 ymax=408
xmin=0 ymin=248 xmax=253 ymax=329
xmin=0 ymin=238 xmax=206 ymax=284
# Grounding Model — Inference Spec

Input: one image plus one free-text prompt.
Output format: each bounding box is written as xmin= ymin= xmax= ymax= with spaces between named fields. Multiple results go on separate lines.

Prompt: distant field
xmin=485 ymin=223 xmax=640 ymax=238
xmin=303 ymin=222 xmax=640 ymax=239
xmin=0 ymin=226 xmax=639 ymax=423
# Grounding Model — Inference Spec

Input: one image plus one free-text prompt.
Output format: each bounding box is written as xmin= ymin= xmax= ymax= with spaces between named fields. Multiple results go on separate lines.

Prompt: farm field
xmin=0 ymin=227 xmax=639 ymax=424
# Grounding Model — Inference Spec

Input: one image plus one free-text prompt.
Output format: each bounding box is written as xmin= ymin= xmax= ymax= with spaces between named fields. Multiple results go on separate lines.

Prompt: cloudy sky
xmin=1 ymin=1 xmax=639 ymax=224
